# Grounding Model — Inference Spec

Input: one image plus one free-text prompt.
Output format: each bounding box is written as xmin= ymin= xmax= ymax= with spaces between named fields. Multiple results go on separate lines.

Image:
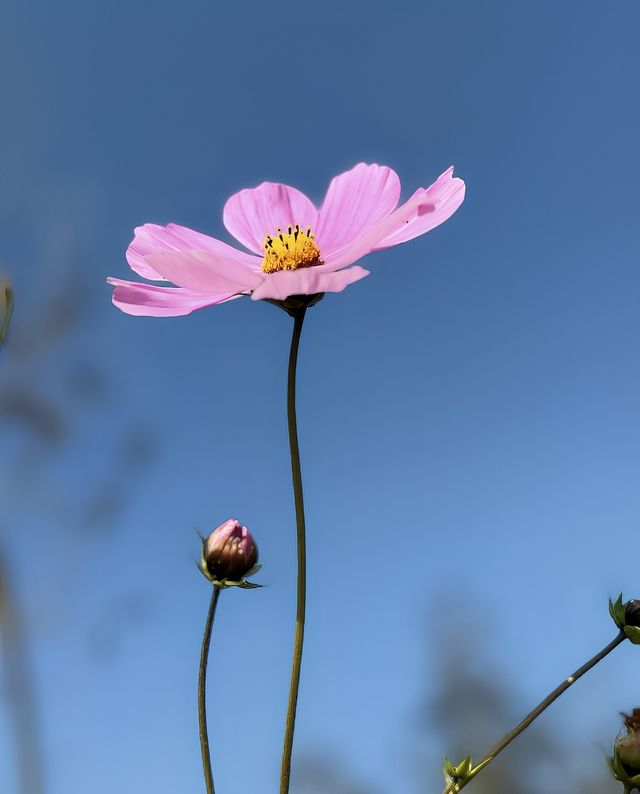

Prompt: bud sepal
xmin=265 ymin=292 xmax=325 ymax=317
xmin=442 ymin=756 xmax=490 ymax=792
xmin=197 ymin=559 xmax=263 ymax=589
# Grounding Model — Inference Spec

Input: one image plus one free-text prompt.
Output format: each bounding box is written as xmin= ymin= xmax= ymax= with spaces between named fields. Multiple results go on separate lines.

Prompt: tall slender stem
xmin=198 ymin=585 xmax=222 ymax=794
xmin=280 ymin=308 xmax=307 ymax=794
xmin=443 ymin=630 xmax=626 ymax=793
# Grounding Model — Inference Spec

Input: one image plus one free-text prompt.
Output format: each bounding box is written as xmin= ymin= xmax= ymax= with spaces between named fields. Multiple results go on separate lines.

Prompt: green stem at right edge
xmin=443 ymin=630 xmax=626 ymax=794
xmin=199 ymin=585 xmax=222 ymax=794
xmin=280 ymin=308 xmax=308 ymax=794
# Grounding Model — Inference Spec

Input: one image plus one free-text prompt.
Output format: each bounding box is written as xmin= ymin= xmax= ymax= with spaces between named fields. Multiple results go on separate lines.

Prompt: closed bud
xmin=203 ymin=519 xmax=258 ymax=583
xmin=610 ymin=709 xmax=640 ymax=791
xmin=617 ymin=710 xmax=640 ymax=770
xmin=625 ymin=601 xmax=640 ymax=629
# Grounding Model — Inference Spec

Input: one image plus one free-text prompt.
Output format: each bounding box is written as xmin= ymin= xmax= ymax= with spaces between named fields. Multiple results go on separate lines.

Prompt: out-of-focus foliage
xmin=0 ymin=549 xmax=45 ymax=794
xmin=0 ymin=254 xmax=156 ymax=793
xmin=293 ymin=755 xmax=384 ymax=794
xmin=0 ymin=280 xmax=12 ymax=349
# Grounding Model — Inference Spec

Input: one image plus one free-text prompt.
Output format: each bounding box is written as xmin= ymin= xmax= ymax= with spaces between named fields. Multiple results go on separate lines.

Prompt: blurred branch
xmin=293 ymin=755 xmax=380 ymax=794
xmin=0 ymin=387 xmax=67 ymax=443
xmin=0 ymin=545 xmax=45 ymax=794
xmin=1 ymin=282 xmax=13 ymax=349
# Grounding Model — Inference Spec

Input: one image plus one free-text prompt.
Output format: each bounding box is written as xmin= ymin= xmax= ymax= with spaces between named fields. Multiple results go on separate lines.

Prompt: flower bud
xmin=617 ymin=710 xmax=640 ymax=770
xmin=610 ymin=709 xmax=640 ymax=791
xmin=625 ymin=601 xmax=640 ymax=629
xmin=202 ymin=519 xmax=258 ymax=583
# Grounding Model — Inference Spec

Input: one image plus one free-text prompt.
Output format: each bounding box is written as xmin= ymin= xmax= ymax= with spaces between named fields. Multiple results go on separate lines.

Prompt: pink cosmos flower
xmin=108 ymin=163 xmax=465 ymax=317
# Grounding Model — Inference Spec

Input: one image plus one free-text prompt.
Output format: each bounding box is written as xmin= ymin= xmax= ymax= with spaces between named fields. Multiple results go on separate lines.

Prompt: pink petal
xmin=321 ymin=190 xmax=438 ymax=271
xmin=316 ymin=163 xmax=401 ymax=254
xmin=250 ymin=266 xmax=369 ymax=301
xmin=107 ymin=277 xmax=240 ymax=317
xmin=126 ymin=223 xmax=261 ymax=281
xmin=146 ymin=249 xmax=263 ymax=293
xmin=223 ymin=182 xmax=318 ymax=255
xmin=374 ymin=167 xmax=465 ymax=249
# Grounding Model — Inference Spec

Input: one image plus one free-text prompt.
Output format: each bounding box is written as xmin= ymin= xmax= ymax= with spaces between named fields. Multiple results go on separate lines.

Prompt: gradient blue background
xmin=1 ymin=1 xmax=639 ymax=792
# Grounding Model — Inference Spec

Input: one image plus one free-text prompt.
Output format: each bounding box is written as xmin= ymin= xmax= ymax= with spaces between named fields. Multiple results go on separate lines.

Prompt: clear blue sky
xmin=1 ymin=1 xmax=639 ymax=792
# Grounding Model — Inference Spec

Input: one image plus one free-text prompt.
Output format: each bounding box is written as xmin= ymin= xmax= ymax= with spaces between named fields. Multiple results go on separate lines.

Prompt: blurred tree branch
xmin=0 ymin=280 xmax=13 ymax=349
xmin=0 ymin=252 xmax=156 ymax=792
xmin=0 ymin=546 xmax=45 ymax=794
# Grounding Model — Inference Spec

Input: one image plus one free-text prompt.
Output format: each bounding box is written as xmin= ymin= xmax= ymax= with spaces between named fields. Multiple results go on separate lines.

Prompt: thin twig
xmin=443 ymin=630 xmax=627 ymax=793
xmin=198 ymin=585 xmax=222 ymax=794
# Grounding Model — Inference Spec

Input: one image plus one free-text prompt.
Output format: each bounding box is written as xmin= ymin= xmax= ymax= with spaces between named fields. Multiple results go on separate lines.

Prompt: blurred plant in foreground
xmin=0 ymin=279 xmax=12 ymax=349
xmin=0 ymin=248 xmax=155 ymax=793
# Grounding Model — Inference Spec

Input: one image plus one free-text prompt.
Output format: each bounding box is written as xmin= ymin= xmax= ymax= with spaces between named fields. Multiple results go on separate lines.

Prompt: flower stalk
xmin=442 ymin=629 xmax=627 ymax=793
xmin=280 ymin=307 xmax=307 ymax=794
xmin=198 ymin=585 xmax=222 ymax=794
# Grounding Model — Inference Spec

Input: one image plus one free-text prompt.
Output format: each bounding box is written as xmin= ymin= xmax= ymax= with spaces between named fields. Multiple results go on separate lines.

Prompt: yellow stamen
xmin=261 ymin=224 xmax=322 ymax=274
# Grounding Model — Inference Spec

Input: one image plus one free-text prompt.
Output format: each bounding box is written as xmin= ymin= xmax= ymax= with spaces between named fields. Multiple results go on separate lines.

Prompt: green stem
xmin=280 ymin=308 xmax=307 ymax=794
xmin=443 ymin=630 xmax=626 ymax=793
xmin=198 ymin=585 xmax=222 ymax=794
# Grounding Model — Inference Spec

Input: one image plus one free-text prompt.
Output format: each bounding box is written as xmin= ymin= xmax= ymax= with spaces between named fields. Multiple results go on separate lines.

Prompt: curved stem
xmin=443 ymin=630 xmax=626 ymax=793
xmin=199 ymin=585 xmax=222 ymax=794
xmin=280 ymin=308 xmax=307 ymax=794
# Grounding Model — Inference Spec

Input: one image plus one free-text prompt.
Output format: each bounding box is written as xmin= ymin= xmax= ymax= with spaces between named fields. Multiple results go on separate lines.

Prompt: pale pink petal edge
xmin=107 ymin=277 xmax=240 ymax=317
xmin=375 ymin=167 xmax=466 ymax=249
xmin=250 ymin=266 xmax=369 ymax=301
xmin=126 ymin=223 xmax=262 ymax=281
xmin=316 ymin=163 xmax=401 ymax=254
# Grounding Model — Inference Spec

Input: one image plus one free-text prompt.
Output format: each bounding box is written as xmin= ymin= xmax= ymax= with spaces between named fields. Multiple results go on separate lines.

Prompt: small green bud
xmin=442 ymin=755 xmax=475 ymax=790
xmin=609 ymin=595 xmax=640 ymax=641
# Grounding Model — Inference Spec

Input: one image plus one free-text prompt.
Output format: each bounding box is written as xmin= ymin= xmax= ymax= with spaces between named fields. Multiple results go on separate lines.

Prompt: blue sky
xmin=1 ymin=1 xmax=639 ymax=792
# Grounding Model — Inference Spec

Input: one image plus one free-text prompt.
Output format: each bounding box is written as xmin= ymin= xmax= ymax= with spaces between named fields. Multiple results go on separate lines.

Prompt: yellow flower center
xmin=261 ymin=225 xmax=322 ymax=274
